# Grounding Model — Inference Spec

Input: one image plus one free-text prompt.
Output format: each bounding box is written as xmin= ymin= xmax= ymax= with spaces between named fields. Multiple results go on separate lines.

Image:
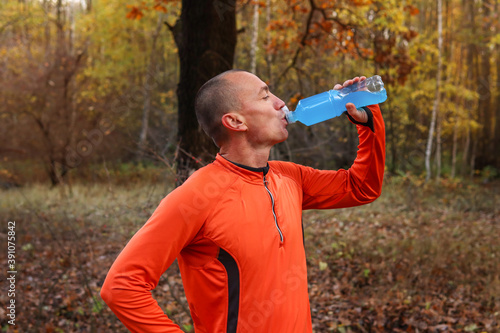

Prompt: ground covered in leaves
xmin=0 ymin=176 xmax=498 ymax=332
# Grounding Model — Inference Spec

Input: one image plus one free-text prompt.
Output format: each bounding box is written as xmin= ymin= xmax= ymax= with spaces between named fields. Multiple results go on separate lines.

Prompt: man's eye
xmin=263 ymin=95 xmax=270 ymax=100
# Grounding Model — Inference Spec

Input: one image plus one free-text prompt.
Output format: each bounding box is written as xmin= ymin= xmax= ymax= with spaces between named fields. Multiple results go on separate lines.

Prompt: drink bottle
xmin=283 ymin=75 xmax=387 ymax=126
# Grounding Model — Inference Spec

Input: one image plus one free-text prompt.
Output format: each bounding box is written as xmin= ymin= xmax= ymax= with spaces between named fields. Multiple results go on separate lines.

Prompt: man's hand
xmin=333 ymin=76 xmax=368 ymax=124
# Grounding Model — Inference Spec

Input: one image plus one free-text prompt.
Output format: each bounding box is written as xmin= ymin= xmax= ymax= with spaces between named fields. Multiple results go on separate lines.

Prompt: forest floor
xmin=0 ymin=175 xmax=498 ymax=332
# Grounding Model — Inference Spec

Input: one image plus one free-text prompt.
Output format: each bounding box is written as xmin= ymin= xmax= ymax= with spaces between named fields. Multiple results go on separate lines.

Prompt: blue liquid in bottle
xmin=284 ymin=75 xmax=387 ymax=126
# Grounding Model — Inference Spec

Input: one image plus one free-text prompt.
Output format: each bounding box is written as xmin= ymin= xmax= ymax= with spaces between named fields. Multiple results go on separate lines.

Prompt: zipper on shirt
xmin=263 ymin=174 xmax=284 ymax=243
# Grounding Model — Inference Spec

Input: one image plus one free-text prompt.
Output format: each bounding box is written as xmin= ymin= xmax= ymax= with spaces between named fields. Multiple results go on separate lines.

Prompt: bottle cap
xmin=282 ymin=105 xmax=292 ymax=123
xmin=366 ymin=75 xmax=384 ymax=92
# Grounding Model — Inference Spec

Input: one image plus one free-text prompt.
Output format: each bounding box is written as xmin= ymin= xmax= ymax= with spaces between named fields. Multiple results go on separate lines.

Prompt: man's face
xmin=228 ymin=71 xmax=288 ymax=147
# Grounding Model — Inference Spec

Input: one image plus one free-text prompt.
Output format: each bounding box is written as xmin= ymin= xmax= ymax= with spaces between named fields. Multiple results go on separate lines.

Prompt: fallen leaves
xmin=306 ymin=177 xmax=499 ymax=332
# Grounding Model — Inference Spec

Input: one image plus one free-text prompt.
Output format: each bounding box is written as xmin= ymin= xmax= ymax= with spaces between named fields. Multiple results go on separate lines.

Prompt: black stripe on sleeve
xmin=217 ymin=248 xmax=240 ymax=333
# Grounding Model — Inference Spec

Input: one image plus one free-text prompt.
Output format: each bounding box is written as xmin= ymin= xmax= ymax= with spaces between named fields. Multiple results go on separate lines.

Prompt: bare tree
xmin=475 ymin=0 xmax=493 ymax=169
xmin=425 ymin=0 xmax=443 ymax=181
xmin=250 ymin=1 xmax=259 ymax=74
xmin=138 ymin=13 xmax=165 ymax=155
xmin=265 ymin=0 xmax=273 ymax=84
xmin=495 ymin=0 xmax=500 ymax=167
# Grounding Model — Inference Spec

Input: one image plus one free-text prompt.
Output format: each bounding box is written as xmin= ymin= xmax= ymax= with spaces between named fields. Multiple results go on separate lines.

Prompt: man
xmin=101 ymin=69 xmax=385 ymax=332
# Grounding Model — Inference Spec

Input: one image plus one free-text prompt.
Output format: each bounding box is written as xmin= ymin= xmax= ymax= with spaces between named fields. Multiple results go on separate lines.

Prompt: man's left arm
xmin=298 ymin=103 xmax=386 ymax=209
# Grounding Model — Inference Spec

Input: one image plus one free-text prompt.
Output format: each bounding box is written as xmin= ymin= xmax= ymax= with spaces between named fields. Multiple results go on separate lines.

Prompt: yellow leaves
xmin=410 ymin=88 xmax=431 ymax=101
xmin=160 ymin=90 xmax=175 ymax=104
xmin=490 ymin=33 xmax=500 ymax=45
xmin=319 ymin=261 xmax=328 ymax=271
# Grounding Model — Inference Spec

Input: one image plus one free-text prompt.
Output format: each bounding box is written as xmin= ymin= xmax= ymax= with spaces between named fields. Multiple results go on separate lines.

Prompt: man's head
xmin=195 ymin=69 xmax=244 ymax=148
xmin=195 ymin=69 xmax=287 ymax=149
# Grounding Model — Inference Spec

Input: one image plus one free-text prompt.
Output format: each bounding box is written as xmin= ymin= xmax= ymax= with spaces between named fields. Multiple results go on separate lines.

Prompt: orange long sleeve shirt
xmin=101 ymin=105 xmax=385 ymax=332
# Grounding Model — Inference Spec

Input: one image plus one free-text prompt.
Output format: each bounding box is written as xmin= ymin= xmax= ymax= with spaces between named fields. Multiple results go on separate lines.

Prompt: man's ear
xmin=221 ymin=113 xmax=247 ymax=132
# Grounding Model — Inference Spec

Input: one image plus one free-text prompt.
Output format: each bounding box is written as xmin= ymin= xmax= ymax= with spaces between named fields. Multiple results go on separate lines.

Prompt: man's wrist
xmin=345 ymin=107 xmax=375 ymax=133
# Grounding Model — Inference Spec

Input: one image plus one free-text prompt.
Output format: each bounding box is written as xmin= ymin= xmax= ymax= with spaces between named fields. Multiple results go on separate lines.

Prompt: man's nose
xmin=273 ymin=95 xmax=285 ymax=110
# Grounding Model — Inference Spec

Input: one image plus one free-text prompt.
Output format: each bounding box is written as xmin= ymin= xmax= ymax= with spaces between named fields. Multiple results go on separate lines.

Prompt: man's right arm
xmin=100 ymin=186 xmax=204 ymax=332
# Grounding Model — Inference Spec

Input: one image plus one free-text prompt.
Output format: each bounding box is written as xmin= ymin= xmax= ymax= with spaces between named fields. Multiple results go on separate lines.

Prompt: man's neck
xmin=219 ymin=146 xmax=271 ymax=169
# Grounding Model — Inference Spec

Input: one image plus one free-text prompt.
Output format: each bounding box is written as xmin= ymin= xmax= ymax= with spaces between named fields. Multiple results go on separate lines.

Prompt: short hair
xmin=195 ymin=69 xmax=244 ymax=147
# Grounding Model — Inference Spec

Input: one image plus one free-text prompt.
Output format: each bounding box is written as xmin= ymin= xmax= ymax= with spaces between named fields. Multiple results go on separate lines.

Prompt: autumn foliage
xmin=1 ymin=0 xmax=500 ymax=332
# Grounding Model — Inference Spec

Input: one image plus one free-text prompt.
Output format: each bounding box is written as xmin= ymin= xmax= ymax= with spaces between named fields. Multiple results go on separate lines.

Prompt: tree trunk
xmin=475 ymin=0 xmax=493 ymax=169
xmin=250 ymin=2 xmax=259 ymax=74
xmin=435 ymin=113 xmax=442 ymax=179
xmin=173 ymin=0 xmax=237 ymax=184
xmin=470 ymin=135 xmax=477 ymax=178
xmin=451 ymin=116 xmax=458 ymax=178
xmin=425 ymin=0 xmax=443 ymax=182
xmin=265 ymin=0 xmax=273 ymax=84
xmin=462 ymin=0 xmax=477 ymax=177
xmin=462 ymin=122 xmax=471 ymax=176
xmin=388 ymin=100 xmax=397 ymax=174
xmin=495 ymin=0 xmax=500 ymax=168
xmin=138 ymin=13 xmax=164 ymax=155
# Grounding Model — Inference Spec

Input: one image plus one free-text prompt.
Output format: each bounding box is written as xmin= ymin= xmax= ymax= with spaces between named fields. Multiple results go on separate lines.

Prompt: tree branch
xmin=275 ymin=0 xmax=317 ymax=87
xmin=0 ymin=16 xmax=24 ymax=35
